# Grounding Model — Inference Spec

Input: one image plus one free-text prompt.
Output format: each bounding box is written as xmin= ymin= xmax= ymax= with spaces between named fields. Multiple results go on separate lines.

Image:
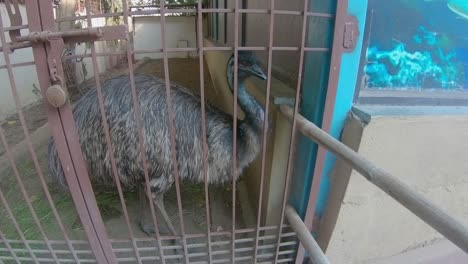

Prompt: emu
xmin=48 ymin=51 xmax=267 ymax=236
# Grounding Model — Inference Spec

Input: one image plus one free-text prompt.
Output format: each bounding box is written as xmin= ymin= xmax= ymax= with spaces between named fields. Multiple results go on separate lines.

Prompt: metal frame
xmin=0 ymin=0 xmax=348 ymax=263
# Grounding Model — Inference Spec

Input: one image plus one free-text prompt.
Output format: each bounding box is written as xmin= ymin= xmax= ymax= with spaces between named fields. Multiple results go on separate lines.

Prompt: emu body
xmin=48 ymin=51 xmax=267 ymax=235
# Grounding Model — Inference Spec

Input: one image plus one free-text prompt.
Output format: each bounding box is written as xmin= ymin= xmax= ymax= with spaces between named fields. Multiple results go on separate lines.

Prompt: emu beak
xmin=250 ymin=64 xmax=267 ymax=80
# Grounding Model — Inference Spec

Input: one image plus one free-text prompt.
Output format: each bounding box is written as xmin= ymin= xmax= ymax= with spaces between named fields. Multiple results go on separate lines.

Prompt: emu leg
xmin=152 ymin=193 xmax=178 ymax=236
xmin=138 ymin=185 xmax=157 ymax=236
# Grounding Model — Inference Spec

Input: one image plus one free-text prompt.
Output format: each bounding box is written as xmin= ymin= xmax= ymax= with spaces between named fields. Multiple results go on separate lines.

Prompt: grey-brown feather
xmin=47 ymin=73 xmax=262 ymax=194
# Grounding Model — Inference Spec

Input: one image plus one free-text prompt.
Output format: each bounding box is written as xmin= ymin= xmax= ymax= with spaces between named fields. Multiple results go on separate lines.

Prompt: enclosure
xmin=0 ymin=0 xmax=352 ymax=263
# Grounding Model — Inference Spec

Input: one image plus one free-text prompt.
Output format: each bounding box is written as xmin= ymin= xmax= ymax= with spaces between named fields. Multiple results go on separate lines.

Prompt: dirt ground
xmin=0 ymin=58 xmax=254 ymax=248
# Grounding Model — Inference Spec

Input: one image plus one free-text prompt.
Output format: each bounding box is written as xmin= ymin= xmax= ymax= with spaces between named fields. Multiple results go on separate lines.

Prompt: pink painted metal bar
xmin=295 ymin=0 xmax=349 ymax=262
xmin=61 ymin=46 xmax=327 ymax=61
xmin=0 ymin=128 xmax=60 ymax=263
xmin=159 ymin=1 xmax=190 ymax=262
xmin=0 ymin=231 xmax=21 ymax=264
xmin=0 ymin=188 xmax=39 ymax=263
xmin=0 ymin=3 xmax=80 ymax=262
xmin=120 ymin=0 xmax=168 ymax=262
xmin=253 ymin=0 xmax=276 ymax=262
xmin=231 ymin=0 xmax=240 ymax=263
xmin=82 ymin=1 xmax=142 ymax=263
xmin=273 ymin=0 xmax=311 ymax=262
xmin=196 ymin=0 xmax=213 ymax=262
xmin=29 ymin=1 xmax=116 ymax=263
xmin=3 ymin=24 xmax=29 ymax=31
xmin=0 ymin=61 xmax=35 ymax=70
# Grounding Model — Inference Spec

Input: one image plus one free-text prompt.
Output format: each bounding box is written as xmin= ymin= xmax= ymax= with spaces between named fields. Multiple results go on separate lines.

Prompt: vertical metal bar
xmin=231 ymin=0 xmax=240 ymax=263
xmin=273 ymin=0 xmax=310 ymax=262
xmin=27 ymin=32 xmax=109 ymax=264
xmin=241 ymin=0 xmax=247 ymax=46
xmin=0 ymin=128 xmax=59 ymax=263
xmin=0 ymin=231 xmax=21 ymax=264
xmin=159 ymin=1 xmax=190 ymax=263
xmin=120 ymin=0 xmax=167 ymax=262
xmin=196 ymin=0 xmax=213 ymax=262
xmin=253 ymin=0 xmax=275 ymax=262
xmin=223 ymin=0 xmax=227 ymax=44
xmin=0 ymin=4 xmax=79 ymax=263
xmin=295 ymin=1 xmax=348 ymax=262
xmin=82 ymin=1 xmax=141 ymax=263
xmin=29 ymin=1 xmax=117 ymax=263
xmin=0 ymin=188 xmax=39 ymax=263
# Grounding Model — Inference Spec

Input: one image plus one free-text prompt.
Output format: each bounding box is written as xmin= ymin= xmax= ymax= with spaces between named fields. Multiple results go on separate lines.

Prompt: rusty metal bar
xmin=82 ymin=1 xmax=141 ymax=263
xmin=0 ymin=41 xmax=32 ymax=52
xmin=55 ymin=7 xmax=334 ymax=22
xmin=120 ymin=0 xmax=168 ymax=262
xmin=231 ymin=0 xmax=240 ymax=263
xmin=0 ymin=188 xmax=39 ymax=263
xmin=196 ymin=0 xmax=213 ymax=262
xmin=253 ymin=0 xmax=275 ymax=262
xmin=285 ymin=205 xmax=330 ymax=264
xmin=15 ymin=28 xmax=102 ymax=42
xmin=280 ymin=105 xmax=468 ymax=254
xmin=60 ymin=46 xmax=328 ymax=61
xmin=159 ymin=1 xmax=190 ymax=262
xmin=0 ymin=128 xmax=60 ymax=263
xmin=0 ymin=3 xmax=82 ymax=262
xmin=295 ymin=0 xmax=349 ymax=262
xmin=0 ymin=231 xmax=20 ymax=264
xmin=0 ymin=61 xmax=35 ymax=70
xmin=273 ymin=0 xmax=310 ymax=262
xmin=29 ymin=1 xmax=117 ymax=263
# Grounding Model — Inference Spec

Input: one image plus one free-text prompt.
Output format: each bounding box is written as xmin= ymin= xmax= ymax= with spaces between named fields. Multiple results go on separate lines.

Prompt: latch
xmin=2 ymin=0 xmax=128 ymax=108
xmin=343 ymin=15 xmax=359 ymax=52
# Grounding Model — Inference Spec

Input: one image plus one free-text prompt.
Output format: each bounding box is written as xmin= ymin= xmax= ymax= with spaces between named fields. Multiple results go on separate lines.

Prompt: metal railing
xmin=280 ymin=104 xmax=468 ymax=263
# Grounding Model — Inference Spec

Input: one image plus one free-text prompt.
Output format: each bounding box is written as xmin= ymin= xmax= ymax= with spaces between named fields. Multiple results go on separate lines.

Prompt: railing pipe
xmin=280 ymin=105 xmax=468 ymax=254
xmin=286 ymin=205 xmax=330 ymax=264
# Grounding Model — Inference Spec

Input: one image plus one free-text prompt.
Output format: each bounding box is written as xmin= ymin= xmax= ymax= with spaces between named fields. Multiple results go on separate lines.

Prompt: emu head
xmin=226 ymin=51 xmax=267 ymax=90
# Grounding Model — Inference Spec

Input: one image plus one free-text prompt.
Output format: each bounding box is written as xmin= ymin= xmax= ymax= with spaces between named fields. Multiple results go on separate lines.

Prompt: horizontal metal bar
xmin=15 ymin=28 xmax=102 ymax=42
xmin=0 ymin=61 xmax=35 ymax=70
xmin=3 ymin=24 xmax=29 ymax=31
xmin=0 ymin=41 xmax=32 ymax=52
xmin=285 ymin=205 xmax=330 ymax=264
xmin=280 ymin=105 xmax=468 ymax=253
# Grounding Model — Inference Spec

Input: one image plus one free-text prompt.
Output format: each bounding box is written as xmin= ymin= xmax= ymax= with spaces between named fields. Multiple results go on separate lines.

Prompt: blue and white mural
xmin=364 ymin=0 xmax=468 ymax=90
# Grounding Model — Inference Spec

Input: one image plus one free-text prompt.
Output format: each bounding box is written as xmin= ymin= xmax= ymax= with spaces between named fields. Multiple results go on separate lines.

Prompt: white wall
xmin=133 ymin=16 xmax=198 ymax=60
xmin=0 ymin=4 xmax=41 ymax=120
xmin=74 ymin=15 xmax=123 ymax=84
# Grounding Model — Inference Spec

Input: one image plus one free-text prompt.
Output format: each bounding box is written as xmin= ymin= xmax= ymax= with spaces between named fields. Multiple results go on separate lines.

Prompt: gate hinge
xmin=342 ymin=15 xmax=359 ymax=52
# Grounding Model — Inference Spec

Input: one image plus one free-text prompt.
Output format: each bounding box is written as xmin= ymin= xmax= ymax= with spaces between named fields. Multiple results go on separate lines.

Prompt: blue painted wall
xmin=289 ymin=0 xmax=336 ymax=219
xmin=314 ymin=0 xmax=368 ymax=223
xmin=289 ymin=0 xmax=368 ymax=224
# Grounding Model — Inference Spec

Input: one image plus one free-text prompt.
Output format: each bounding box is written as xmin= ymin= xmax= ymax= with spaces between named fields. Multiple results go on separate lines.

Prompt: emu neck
xmin=227 ymin=74 xmax=265 ymax=131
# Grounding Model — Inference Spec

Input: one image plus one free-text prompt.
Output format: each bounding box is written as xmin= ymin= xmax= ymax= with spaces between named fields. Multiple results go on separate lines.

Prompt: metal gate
xmin=0 ymin=0 xmax=352 ymax=263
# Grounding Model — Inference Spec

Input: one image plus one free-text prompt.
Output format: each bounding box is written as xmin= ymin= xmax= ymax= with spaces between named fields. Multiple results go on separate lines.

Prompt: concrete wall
xmin=133 ymin=16 xmax=198 ymax=60
xmin=0 ymin=4 xmax=41 ymax=120
xmin=0 ymin=5 xmax=125 ymax=120
xmin=318 ymin=108 xmax=468 ymax=263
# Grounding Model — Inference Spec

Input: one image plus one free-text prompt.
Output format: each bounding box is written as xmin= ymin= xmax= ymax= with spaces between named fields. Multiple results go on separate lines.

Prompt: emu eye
xmin=239 ymin=61 xmax=251 ymax=67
